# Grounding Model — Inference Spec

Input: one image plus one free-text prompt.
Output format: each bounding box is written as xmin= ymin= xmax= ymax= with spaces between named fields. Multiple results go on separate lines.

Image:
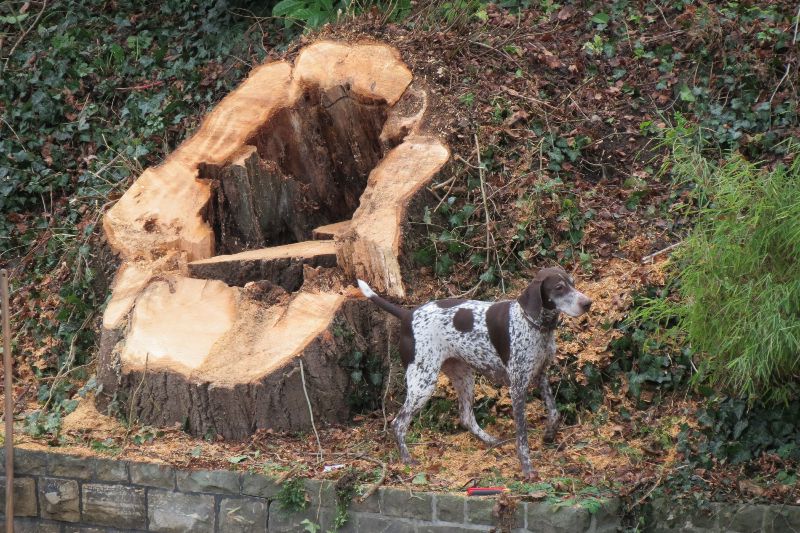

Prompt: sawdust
xmin=559 ymin=256 xmax=666 ymax=368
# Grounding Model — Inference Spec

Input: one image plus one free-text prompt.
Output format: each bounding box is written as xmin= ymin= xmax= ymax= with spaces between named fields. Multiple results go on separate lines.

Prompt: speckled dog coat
xmin=358 ymin=267 xmax=592 ymax=478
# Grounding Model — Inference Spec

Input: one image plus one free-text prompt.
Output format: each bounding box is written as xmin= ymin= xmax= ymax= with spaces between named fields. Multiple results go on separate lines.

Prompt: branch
xmin=3 ymin=0 xmax=48 ymax=69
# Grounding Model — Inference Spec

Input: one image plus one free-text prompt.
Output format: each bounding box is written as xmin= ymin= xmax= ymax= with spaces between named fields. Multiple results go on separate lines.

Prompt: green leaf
xmin=228 ymin=455 xmax=249 ymax=464
xmin=0 ymin=13 xmax=30 ymax=24
xmin=591 ymin=13 xmax=610 ymax=24
xmin=411 ymin=472 xmax=428 ymax=485
xmin=679 ymin=85 xmax=696 ymax=102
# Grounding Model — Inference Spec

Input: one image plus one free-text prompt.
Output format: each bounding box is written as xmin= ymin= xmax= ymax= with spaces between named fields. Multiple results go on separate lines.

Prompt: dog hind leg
xmin=442 ymin=358 xmax=500 ymax=446
xmin=508 ymin=363 xmax=535 ymax=479
xmin=392 ymin=357 xmax=440 ymax=464
xmin=539 ymin=372 xmax=560 ymax=443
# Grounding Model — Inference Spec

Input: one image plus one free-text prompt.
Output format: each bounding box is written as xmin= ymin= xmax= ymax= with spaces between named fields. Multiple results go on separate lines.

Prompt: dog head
xmin=517 ymin=267 xmax=592 ymax=321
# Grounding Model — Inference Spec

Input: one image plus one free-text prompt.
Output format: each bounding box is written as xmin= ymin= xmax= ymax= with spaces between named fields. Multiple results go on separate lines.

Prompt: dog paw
xmin=542 ymin=432 xmax=556 ymax=444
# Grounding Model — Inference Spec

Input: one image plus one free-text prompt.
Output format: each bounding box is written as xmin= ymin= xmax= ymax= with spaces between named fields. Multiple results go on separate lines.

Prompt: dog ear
xmin=517 ymin=278 xmax=543 ymax=320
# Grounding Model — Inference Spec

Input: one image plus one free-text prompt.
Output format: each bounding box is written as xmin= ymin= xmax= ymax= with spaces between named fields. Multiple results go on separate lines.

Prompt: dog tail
xmin=357 ymin=279 xmax=410 ymax=320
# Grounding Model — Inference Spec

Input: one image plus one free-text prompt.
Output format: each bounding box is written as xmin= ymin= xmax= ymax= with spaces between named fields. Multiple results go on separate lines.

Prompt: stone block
xmin=148 ymin=489 xmax=216 ymax=532
xmin=348 ymin=487 xmax=382 ymax=514
xmin=39 ymin=477 xmax=80 ymax=522
xmin=81 ymin=483 xmax=146 ymax=529
xmin=356 ymin=513 xmax=415 ymax=532
xmin=129 ymin=462 xmax=175 ymax=489
xmin=218 ymin=496 xmax=269 ymax=532
xmin=322 ymin=507 xmax=357 ymax=533
xmin=527 ymin=502 xmax=590 ymax=533
xmin=591 ymin=498 xmax=622 ymax=532
xmin=267 ymin=501 xmax=329 ymax=533
xmin=466 ymin=496 xmax=498 ymax=526
xmin=13 ymin=450 xmax=47 ymax=476
xmin=48 ymin=453 xmax=95 ymax=479
xmin=9 ymin=517 xmax=62 ymax=533
xmin=304 ymin=479 xmax=337 ymax=508
xmin=436 ymin=493 xmax=465 ymax=523
xmin=417 ymin=525 xmax=491 ymax=532
xmin=764 ymin=504 xmax=800 ymax=533
xmin=177 ymin=469 xmax=239 ymax=494
xmin=94 ymin=458 xmax=129 ymax=482
xmin=241 ymin=472 xmax=280 ymax=499
xmin=381 ymin=487 xmax=434 ymax=521
xmin=0 ymin=477 xmax=37 ymax=516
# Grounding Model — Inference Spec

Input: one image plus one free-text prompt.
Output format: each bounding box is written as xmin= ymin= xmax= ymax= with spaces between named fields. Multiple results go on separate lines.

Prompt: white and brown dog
xmin=358 ymin=267 xmax=592 ymax=478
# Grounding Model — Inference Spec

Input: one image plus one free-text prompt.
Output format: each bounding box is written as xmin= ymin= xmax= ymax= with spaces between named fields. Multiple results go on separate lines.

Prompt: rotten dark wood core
xmin=202 ymin=85 xmax=389 ymax=256
xmin=187 ymin=242 xmax=337 ymax=290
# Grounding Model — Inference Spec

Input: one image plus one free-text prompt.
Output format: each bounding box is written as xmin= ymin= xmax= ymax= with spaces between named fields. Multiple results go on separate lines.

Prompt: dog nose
xmin=582 ymin=298 xmax=592 ymax=312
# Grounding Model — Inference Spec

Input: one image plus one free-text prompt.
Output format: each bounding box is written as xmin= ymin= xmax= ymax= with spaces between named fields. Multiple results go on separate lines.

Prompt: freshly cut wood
xmin=96 ymin=40 xmax=449 ymax=439
xmin=100 ymin=275 xmax=388 ymax=439
xmin=188 ymin=240 xmax=337 ymax=290
xmin=312 ymin=221 xmax=351 ymax=240
xmin=336 ymin=136 xmax=450 ymax=298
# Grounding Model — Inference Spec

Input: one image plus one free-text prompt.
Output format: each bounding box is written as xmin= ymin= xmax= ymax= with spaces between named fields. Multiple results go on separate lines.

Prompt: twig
xmin=124 ymin=352 xmax=149 ymax=445
xmin=310 ymin=451 xmax=388 ymax=502
xmin=381 ymin=336 xmax=393 ymax=434
xmin=482 ymin=437 xmax=515 ymax=454
xmin=771 ymin=3 xmax=800 ymax=105
xmin=299 ymin=360 xmax=323 ymax=461
xmin=115 ymin=80 xmax=165 ymax=92
xmin=633 ymin=469 xmax=666 ymax=508
xmin=475 ymin=134 xmax=491 ymax=268
xmin=641 ymin=242 xmax=681 ymax=263
xmin=3 ymin=0 xmax=48 ymax=69
xmin=358 ymin=458 xmax=388 ymax=503
xmin=793 ymin=2 xmax=800 ymax=45
xmin=2 ymin=268 xmax=14 ymax=532
xmin=41 ymin=311 xmax=95 ymax=412
xmin=276 ymin=463 xmax=303 ymax=484
xmin=770 ymin=63 xmax=792 ymax=105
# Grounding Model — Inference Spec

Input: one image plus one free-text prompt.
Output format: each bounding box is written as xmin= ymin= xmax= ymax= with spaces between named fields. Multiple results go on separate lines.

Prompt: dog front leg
xmin=509 ymin=375 xmax=535 ymax=479
xmin=539 ymin=372 xmax=560 ymax=443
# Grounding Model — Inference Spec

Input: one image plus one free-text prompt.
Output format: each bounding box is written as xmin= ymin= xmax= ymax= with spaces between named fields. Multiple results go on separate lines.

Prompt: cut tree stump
xmin=96 ymin=40 xmax=449 ymax=439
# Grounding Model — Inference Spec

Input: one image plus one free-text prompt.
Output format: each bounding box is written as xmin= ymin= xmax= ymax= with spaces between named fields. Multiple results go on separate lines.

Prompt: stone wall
xmin=1 ymin=448 xmax=798 ymax=532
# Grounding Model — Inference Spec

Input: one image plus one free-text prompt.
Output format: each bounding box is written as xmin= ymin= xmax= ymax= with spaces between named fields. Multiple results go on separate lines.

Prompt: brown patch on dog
xmin=486 ymin=300 xmax=511 ymax=364
xmin=436 ymin=298 xmax=466 ymax=309
xmin=453 ymin=308 xmax=474 ymax=332
xmin=399 ymin=313 xmax=416 ymax=368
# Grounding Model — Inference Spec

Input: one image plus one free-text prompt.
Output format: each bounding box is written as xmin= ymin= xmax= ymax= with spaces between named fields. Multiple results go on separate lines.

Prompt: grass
xmin=636 ymin=126 xmax=800 ymax=404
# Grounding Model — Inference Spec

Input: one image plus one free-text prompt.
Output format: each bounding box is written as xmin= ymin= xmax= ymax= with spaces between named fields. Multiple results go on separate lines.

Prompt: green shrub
xmin=638 ymin=131 xmax=800 ymax=403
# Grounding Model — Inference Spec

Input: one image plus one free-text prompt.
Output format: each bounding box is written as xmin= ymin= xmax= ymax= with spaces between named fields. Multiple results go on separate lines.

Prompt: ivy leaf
xmin=228 ymin=455 xmax=249 ymax=464
xmin=411 ymin=473 xmax=428 ymax=485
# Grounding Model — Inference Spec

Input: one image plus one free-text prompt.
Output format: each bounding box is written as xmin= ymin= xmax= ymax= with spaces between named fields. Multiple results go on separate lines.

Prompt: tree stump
xmin=96 ymin=41 xmax=449 ymax=439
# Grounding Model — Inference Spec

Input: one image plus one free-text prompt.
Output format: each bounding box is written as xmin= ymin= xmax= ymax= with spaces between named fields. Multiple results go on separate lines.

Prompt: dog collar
xmin=522 ymin=309 xmax=560 ymax=331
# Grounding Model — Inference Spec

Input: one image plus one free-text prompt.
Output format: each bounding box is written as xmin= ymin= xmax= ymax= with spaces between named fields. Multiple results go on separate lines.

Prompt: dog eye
xmin=555 ymin=283 xmax=565 ymax=290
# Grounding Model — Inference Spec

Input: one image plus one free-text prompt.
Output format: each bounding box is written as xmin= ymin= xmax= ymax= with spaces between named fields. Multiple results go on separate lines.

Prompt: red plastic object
xmin=467 ymin=487 xmax=506 ymax=496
